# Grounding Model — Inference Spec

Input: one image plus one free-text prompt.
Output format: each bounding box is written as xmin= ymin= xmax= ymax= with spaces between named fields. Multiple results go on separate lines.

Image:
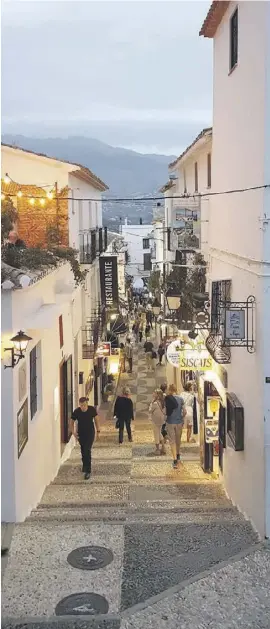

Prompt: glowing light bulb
xmin=29 ymin=198 xmax=35 ymax=205
xmin=17 ymin=190 xmax=23 ymax=198
xmin=47 ymin=191 xmax=53 ymax=199
xmin=39 ymin=198 xmax=45 ymax=206
xmin=1 ymin=193 xmax=5 ymax=200
xmin=4 ymin=173 xmax=10 ymax=185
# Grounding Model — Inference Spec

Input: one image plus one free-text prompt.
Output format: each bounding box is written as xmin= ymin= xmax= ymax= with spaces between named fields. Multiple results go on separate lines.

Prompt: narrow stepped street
xmin=2 ymin=343 xmax=270 ymax=629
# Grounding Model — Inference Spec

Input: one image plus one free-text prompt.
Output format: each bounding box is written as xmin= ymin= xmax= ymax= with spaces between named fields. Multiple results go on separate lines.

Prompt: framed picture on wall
xmin=17 ymin=399 xmax=29 ymax=458
xmin=18 ymin=361 xmax=27 ymax=403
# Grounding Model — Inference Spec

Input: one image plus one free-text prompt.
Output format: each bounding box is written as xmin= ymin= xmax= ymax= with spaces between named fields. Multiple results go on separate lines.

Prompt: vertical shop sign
xmin=100 ymin=256 xmax=119 ymax=308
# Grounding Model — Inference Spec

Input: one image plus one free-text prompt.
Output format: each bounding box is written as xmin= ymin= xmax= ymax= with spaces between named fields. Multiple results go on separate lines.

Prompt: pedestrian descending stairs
xmin=2 ymin=343 xmax=259 ymax=628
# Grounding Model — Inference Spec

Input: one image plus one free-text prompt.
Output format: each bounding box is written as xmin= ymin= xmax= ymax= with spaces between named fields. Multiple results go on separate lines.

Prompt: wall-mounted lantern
xmin=4 ymin=330 xmax=32 ymax=369
xmin=166 ymin=288 xmax=181 ymax=312
xmin=152 ymin=298 xmax=161 ymax=317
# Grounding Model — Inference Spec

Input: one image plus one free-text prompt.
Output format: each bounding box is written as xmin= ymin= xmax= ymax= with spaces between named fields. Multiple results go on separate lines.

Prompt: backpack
xmin=165 ymin=395 xmax=178 ymax=417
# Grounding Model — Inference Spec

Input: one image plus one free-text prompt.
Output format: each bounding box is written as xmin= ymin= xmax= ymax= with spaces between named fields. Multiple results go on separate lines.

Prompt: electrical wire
xmin=2 ymin=184 xmax=269 ymax=202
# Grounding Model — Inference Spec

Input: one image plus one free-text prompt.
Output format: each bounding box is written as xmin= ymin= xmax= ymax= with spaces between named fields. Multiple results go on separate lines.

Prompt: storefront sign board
xmin=166 ymin=340 xmax=213 ymax=371
xmin=205 ymin=418 xmax=219 ymax=443
xmin=225 ymin=309 xmax=245 ymax=340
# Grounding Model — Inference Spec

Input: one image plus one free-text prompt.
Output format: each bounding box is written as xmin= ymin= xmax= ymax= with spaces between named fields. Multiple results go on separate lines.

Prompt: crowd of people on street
xmin=71 ymin=301 xmax=197 ymax=479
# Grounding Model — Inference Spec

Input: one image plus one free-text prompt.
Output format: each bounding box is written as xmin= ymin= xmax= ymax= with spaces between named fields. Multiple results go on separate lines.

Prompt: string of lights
xmin=1 ymin=173 xmax=269 ymax=203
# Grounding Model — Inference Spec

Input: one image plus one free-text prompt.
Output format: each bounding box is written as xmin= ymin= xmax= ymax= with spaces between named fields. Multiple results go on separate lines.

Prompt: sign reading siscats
xmin=166 ymin=340 xmax=213 ymax=371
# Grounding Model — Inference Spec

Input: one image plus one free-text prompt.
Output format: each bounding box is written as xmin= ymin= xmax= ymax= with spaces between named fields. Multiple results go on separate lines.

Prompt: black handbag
xmin=161 ymin=423 xmax=167 ymax=438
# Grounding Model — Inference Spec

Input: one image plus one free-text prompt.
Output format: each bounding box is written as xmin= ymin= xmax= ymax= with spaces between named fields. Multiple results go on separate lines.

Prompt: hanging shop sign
xmin=99 ymin=256 xmax=119 ymax=308
xmin=205 ymin=418 xmax=219 ymax=443
xmin=166 ymin=340 xmax=213 ymax=371
xmin=225 ymin=309 xmax=245 ymax=340
xmin=96 ymin=342 xmax=111 ymax=358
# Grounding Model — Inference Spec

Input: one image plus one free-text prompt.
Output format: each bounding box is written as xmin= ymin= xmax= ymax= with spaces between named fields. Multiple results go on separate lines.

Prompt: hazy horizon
xmin=2 ymin=1 xmax=212 ymax=155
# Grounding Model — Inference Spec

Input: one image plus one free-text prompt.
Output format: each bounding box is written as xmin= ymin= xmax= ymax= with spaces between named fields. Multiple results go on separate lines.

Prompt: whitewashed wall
xmin=209 ymin=0 xmax=270 ymax=536
xmin=68 ymin=174 xmax=103 ymax=250
xmin=1 ymin=264 xmax=84 ymax=522
xmin=122 ymin=223 xmax=152 ymax=279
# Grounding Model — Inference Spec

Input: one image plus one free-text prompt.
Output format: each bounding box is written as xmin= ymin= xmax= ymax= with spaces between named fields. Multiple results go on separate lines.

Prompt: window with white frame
xmin=143 ymin=238 xmax=150 ymax=249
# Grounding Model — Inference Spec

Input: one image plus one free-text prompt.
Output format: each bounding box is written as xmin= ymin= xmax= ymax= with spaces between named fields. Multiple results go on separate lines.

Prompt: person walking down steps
xmin=125 ymin=338 xmax=133 ymax=373
xmin=144 ymin=338 xmax=154 ymax=370
xmin=149 ymin=389 xmax=166 ymax=454
xmin=114 ymin=386 xmax=134 ymax=444
xmin=71 ymin=397 xmax=100 ymax=480
xmin=165 ymin=384 xmax=186 ymax=469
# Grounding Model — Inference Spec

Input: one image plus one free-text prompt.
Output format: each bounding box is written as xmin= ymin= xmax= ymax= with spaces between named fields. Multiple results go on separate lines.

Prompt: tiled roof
xmin=1 ymin=143 xmax=109 ymax=192
xmin=199 ymin=1 xmax=230 ymax=38
xmin=159 ymin=181 xmax=175 ymax=193
xmin=169 ymin=128 xmax=212 ymax=169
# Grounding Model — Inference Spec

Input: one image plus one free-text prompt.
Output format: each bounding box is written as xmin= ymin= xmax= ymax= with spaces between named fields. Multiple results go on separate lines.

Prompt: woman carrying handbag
xmin=149 ymin=389 xmax=166 ymax=454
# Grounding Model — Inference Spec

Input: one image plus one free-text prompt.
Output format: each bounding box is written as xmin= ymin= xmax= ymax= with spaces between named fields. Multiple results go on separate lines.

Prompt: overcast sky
xmin=2 ymin=0 xmax=213 ymax=154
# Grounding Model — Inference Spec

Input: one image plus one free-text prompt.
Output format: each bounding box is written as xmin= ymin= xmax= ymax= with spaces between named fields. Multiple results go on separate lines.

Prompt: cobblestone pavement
xmin=2 ymin=340 xmax=270 ymax=629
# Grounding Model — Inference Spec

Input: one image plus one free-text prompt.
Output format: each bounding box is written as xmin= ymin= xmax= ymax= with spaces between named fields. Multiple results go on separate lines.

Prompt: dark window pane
xmin=230 ymin=8 xmax=238 ymax=70
xmin=194 ymin=162 xmax=198 ymax=192
xmin=30 ymin=346 xmax=37 ymax=419
xmin=143 ymin=253 xmax=152 ymax=271
xmin=207 ymin=153 xmax=211 ymax=188
xmin=143 ymin=238 xmax=150 ymax=249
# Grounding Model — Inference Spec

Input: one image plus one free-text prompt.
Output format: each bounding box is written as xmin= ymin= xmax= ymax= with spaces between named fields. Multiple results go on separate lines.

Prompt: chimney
xmin=139 ymin=218 xmax=142 ymax=225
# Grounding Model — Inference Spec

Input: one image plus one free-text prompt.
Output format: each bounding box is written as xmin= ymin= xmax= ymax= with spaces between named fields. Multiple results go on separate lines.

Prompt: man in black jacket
xmin=114 ymin=386 xmax=134 ymax=444
xmin=144 ymin=339 xmax=154 ymax=370
xmin=71 ymin=397 xmax=100 ymax=480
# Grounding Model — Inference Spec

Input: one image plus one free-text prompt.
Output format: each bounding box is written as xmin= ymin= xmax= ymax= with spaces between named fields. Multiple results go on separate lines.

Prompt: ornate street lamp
xmin=166 ymin=288 xmax=181 ymax=312
xmin=4 ymin=330 xmax=32 ymax=369
xmin=152 ymin=298 xmax=161 ymax=317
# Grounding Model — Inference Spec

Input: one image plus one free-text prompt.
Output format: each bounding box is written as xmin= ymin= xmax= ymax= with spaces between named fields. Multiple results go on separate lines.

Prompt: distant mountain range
xmin=2 ymin=134 xmax=176 ymax=228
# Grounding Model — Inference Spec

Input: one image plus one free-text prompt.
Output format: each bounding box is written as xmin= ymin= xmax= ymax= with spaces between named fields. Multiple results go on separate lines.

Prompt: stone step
xmin=1 ymin=619 xmax=121 ymax=629
xmin=27 ymin=505 xmax=242 ymax=524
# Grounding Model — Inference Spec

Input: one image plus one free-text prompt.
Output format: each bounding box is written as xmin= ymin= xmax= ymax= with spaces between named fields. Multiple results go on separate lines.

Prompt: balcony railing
xmin=79 ymin=227 xmax=108 ymax=264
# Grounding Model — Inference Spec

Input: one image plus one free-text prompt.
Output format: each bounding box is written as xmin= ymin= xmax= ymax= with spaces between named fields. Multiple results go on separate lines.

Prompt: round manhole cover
xmin=67 ymin=546 xmax=114 ymax=570
xmin=55 ymin=592 xmax=109 ymax=616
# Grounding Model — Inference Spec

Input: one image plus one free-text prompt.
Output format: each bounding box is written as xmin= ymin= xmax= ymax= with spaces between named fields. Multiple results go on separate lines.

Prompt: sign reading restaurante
xmin=99 ymin=256 xmax=119 ymax=308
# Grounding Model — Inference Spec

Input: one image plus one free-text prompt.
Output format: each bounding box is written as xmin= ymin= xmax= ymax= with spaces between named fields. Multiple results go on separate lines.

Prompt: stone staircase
xmin=2 ymin=342 xmax=259 ymax=628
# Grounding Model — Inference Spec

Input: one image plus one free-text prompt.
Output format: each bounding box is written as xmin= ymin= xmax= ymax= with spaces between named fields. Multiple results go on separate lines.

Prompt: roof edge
xmin=169 ymin=127 xmax=212 ymax=170
xmin=1 ymin=143 xmax=108 ymax=192
xmin=199 ymin=1 xmax=230 ymax=38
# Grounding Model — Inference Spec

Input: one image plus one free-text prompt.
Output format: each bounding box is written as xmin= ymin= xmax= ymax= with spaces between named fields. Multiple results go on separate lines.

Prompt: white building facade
xmin=200 ymin=0 xmax=270 ymax=537
xmin=168 ymin=128 xmax=212 ymax=262
xmin=1 ymin=146 xmax=109 ymax=522
xmin=121 ymin=219 xmax=152 ymax=282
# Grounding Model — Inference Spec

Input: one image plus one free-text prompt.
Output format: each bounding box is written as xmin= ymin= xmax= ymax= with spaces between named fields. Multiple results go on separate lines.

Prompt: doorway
xmin=60 ymin=355 xmax=73 ymax=449
xmin=218 ymin=404 xmax=226 ymax=472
